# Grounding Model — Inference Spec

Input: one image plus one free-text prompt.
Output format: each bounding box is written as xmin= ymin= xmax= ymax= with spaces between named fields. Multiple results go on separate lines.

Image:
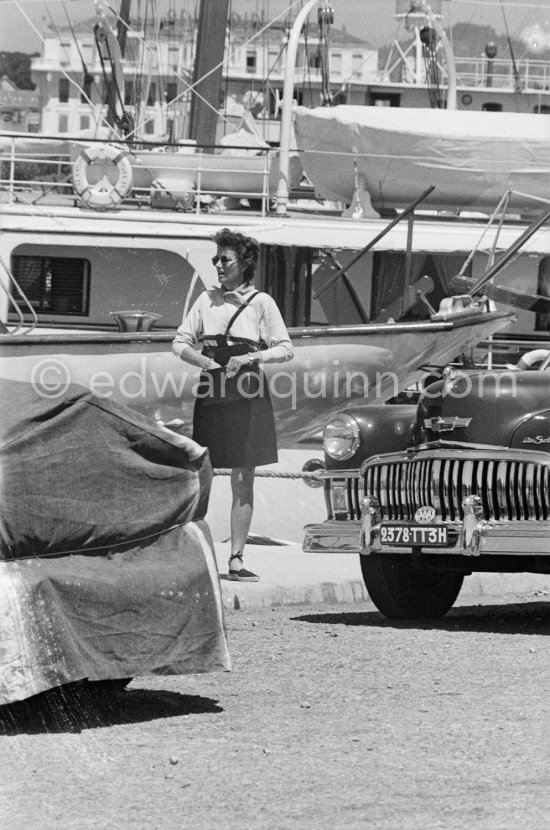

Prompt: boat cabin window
xmin=535 ymin=256 xmax=550 ymax=332
xmin=482 ymin=102 xmax=503 ymax=112
xmin=11 ymin=256 xmax=90 ymax=315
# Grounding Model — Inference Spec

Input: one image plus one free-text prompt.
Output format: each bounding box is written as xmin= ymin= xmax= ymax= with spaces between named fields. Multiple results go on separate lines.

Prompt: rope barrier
xmin=213 ymin=468 xmax=323 ymax=480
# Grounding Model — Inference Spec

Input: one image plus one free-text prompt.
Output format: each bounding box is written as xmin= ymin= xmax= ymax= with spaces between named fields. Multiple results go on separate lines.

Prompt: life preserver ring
xmin=72 ymin=143 xmax=133 ymax=209
xmin=511 ymin=349 xmax=550 ymax=370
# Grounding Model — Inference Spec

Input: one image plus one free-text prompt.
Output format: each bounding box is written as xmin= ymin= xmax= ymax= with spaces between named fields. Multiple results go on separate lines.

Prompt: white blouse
xmin=172 ymin=285 xmax=294 ymax=364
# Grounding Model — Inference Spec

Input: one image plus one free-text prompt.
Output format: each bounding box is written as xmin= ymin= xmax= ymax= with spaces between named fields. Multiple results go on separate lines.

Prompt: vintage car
xmin=304 ymin=359 xmax=550 ymax=619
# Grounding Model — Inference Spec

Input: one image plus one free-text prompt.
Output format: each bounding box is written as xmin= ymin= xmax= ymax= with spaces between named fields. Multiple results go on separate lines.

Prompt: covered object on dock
xmin=0 ymin=379 xmax=230 ymax=705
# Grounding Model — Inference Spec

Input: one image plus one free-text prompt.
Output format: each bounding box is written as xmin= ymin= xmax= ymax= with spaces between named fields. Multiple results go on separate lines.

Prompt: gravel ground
xmin=1 ymin=593 xmax=549 ymax=830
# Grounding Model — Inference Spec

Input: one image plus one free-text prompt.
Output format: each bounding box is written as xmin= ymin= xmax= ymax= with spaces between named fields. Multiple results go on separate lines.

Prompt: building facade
xmin=30 ymin=11 xmax=377 ymax=141
xmin=0 ymin=75 xmax=40 ymax=133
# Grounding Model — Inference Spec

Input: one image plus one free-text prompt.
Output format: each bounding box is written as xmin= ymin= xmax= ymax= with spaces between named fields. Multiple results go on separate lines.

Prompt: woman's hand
xmin=225 ymin=354 xmax=253 ymax=377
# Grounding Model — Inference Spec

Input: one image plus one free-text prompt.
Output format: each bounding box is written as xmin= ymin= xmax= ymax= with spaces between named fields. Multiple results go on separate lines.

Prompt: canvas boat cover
xmin=0 ymin=379 xmax=230 ymax=705
xmin=294 ymin=105 xmax=550 ymax=213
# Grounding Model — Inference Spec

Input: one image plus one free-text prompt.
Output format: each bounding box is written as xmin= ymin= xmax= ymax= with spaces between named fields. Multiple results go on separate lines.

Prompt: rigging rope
xmin=420 ymin=25 xmax=443 ymax=109
xmin=499 ymin=0 xmax=522 ymax=92
xmin=110 ymin=0 xmax=305 ymax=141
xmin=61 ymin=0 xmax=95 ymax=103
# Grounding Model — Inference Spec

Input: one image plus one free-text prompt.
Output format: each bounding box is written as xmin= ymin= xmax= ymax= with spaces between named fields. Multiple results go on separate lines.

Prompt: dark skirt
xmin=192 ymin=385 xmax=278 ymax=469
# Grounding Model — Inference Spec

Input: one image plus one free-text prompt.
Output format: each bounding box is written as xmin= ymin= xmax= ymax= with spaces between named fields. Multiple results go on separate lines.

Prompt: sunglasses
xmin=212 ymin=255 xmax=236 ymax=266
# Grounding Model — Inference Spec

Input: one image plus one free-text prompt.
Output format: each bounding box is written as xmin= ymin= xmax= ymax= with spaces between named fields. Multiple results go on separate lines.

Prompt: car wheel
xmin=360 ymin=554 xmax=464 ymax=620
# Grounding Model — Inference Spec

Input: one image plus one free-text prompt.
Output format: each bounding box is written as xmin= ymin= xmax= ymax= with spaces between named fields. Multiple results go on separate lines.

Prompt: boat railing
xmin=376 ymin=52 xmax=550 ymax=96
xmin=0 ymin=133 xmax=279 ymax=215
xmin=0 ymin=252 xmax=38 ymax=335
xmin=451 ymin=56 xmax=550 ymax=93
xmin=475 ymin=335 xmax=550 ymax=370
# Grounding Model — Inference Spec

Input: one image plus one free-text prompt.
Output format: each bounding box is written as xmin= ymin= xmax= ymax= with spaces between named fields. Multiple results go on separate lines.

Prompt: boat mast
xmin=188 ymin=0 xmax=230 ymax=149
xmin=116 ymin=0 xmax=132 ymax=58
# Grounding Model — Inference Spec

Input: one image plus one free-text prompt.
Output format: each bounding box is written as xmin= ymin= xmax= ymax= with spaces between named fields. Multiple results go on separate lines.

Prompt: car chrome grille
xmin=364 ymin=457 xmax=550 ymax=522
xmin=329 ymin=476 xmax=362 ymax=520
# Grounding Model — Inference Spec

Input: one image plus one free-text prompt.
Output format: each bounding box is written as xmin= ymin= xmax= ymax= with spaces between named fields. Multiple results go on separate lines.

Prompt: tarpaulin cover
xmin=0 ymin=380 xmax=230 ymax=705
xmin=294 ymin=105 xmax=550 ymax=213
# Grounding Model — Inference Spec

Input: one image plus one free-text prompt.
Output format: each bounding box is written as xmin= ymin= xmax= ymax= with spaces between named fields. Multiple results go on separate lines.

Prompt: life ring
xmin=509 ymin=349 xmax=550 ymax=371
xmin=72 ymin=143 xmax=133 ymax=209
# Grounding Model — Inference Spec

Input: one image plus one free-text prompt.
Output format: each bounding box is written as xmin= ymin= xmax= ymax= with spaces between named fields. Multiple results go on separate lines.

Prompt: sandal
xmin=228 ymin=553 xmax=259 ymax=582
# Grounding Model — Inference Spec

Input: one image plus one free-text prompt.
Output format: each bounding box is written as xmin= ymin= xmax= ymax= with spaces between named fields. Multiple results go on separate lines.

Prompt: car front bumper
xmin=303 ymin=520 xmax=363 ymax=553
xmin=303 ymin=516 xmax=550 ymax=557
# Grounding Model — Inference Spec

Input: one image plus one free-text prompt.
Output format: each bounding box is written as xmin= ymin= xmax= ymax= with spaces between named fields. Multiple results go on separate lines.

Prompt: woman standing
xmin=172 ymin=228 xmax=294 ymax=582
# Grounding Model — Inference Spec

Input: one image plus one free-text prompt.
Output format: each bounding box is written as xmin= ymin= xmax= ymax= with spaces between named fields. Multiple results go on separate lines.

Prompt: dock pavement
xmin=214 ymin=542 xmax=550 ymax=611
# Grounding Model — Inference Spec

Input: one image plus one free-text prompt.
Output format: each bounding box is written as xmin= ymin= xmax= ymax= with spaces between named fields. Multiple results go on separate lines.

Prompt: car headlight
xmin=323 ymin=414 xmax=360 ymax=460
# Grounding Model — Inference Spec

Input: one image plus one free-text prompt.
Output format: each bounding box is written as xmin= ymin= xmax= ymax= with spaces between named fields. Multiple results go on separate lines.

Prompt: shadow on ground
xmin=0 ymin=683 xmax=222 ymax=736
xmin=292 ymin=600 xmax=550 ymax=635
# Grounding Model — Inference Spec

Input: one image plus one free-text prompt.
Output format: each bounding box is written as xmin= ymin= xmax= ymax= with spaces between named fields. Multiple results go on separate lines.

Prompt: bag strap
xmin=223 ymin=291 xmax=260 ymax=338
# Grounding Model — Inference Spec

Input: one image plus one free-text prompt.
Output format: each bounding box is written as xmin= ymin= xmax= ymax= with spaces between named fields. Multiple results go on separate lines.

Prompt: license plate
xmin=380 ymin=524 xmax=448 ymax=546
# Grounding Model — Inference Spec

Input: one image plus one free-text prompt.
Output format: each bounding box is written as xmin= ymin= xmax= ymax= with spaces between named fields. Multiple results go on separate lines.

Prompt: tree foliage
xmin=0 ymin=52 xmax=38 ymax=90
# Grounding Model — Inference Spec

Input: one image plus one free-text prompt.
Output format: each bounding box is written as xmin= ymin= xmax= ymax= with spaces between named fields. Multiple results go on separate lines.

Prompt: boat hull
xmin=0 ymin=312 xmax=513 ymax=447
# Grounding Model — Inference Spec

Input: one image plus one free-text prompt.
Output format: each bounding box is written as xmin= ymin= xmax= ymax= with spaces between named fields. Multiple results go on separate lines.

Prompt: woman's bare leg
xmin=229 ymin=467 xmax=258 ymax=579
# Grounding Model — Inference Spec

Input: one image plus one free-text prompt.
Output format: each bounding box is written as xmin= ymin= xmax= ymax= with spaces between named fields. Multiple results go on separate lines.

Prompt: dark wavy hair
xmin=212 ymin=227 xmax=259 ymax=285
